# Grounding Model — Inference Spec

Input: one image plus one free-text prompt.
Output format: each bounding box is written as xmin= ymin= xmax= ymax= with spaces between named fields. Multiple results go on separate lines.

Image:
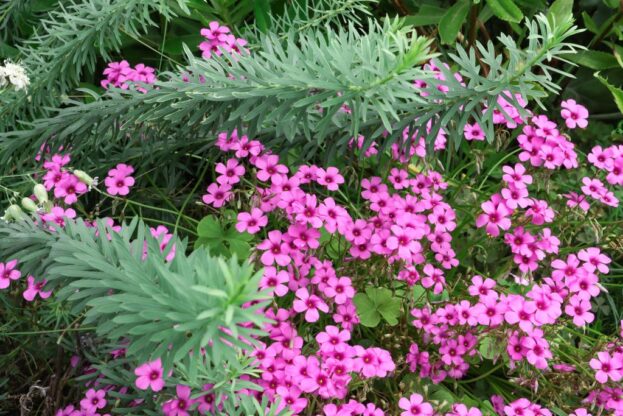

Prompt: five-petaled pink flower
xmin=105 ymin=163 xmax=135 ymax=196
xmin=135 ymin=358 xmax=165 ymax=391
xmin=293 ymin=287 xmax=329 ymax=322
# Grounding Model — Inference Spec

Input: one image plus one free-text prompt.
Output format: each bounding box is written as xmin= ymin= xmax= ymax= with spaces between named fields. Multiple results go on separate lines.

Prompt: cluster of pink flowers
xmin=407 ymin=244 xmax=610 ymax=386
xmin=43 ymin=154 xmax=87 ymax=205
xmin=198 ymin=21 xmax=248 ymax=59
xmin=582 ymin=143 xmax=623 ymax=207
xmin=100 ymin=61 xmax=156 ymax=91
xmin=55 ymin=389 xmax=110 ymax=416
xmin=1 ymin=259 xmax=51 ymax=301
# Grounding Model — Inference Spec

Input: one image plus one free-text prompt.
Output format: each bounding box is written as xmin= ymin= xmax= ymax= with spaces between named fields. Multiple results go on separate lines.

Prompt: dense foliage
xmin=1 ymin=1 xmax=622 ymax=416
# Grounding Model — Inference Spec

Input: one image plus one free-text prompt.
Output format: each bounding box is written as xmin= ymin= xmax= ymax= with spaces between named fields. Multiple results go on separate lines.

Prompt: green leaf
xmin=562 ymin=51 xmax=619 ymax=70
xmin=547 ymin=0 xmax=573 ymax=26
xmin=439 ymin=0 xmax=471 ymax=45
xmin=254 ymin=0 xmax=271 ymax=32
xmin=353 ymin=293 xmax=381 ymax=327
xmin=595 ymin=72 xmax=623 ymax=114
xmin=486 ymin=0 xmax=523 ymax=23
xmin=195 ymin=215 xmax=252 ymax=258
xmin=353 ymin=287 xmax=402 ymax=327
xmin=197 ymin=216 xmax=222 ymax=238
xmin=402 ymin=5 xmax=446 ymax=27
xmin=581 ymin=11 xmax=598 ymax=34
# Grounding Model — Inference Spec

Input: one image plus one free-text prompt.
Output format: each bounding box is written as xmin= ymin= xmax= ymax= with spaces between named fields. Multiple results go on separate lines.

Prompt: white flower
xmin=0 ymin=61 xmax=30 ymax=91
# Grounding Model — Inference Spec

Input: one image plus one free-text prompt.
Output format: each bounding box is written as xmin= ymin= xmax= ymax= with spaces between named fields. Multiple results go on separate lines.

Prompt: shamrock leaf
xmin=195 ymin=215 xmax=253 ymax=259
xmin=353 ymin=287 xmax=401 ymax=328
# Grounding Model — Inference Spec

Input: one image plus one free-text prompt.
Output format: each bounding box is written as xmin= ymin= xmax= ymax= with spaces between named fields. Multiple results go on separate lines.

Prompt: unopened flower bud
xmin=73 ymin=170 xmax=94 ymax=187
xmin=3 ymin=204 xmax=25 ymax=221
xmin=21 ymin=197 xmax=38 ymax=212
xmin=33 ymin=184 xmax=48 ymax=203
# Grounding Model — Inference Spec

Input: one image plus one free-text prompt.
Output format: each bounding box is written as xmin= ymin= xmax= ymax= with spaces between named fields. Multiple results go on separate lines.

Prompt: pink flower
xmin=259 ymin=267 xmax=289 ymax=297
xmin=581 ymin=177 xmax=607 ymax=199
xmin=502 ymin=163 xmax=532 ymax=188
xmin=168 ymin=385 xmax=195 ymax=416
xmin=41 ymin=206 xmax=77 ymax=228
xmin=257 ymin=230 xmax=291 ymax=266
xmin=316 ymin=325 xmax=351 ymax=353
xmin=215 ymin=158 xmax=245 ymax=185
xmin=54 ymin=174 xmax=87 ymax=204
xmin=569 ymin=409 xmax=592 ymax=416
xmin=235 ymin=208 xmax=267 ymax=234
xmin=578 ymin=247 xmax=611 ymax=274
xmin=468 ymin=275 xmax=497 ymax=299
xmin=80 ymin=389 xmax=106 ymax=414
xmin=564 ymin=294 xmax=594 ymax=327
xmin=292 ymin=287 xmax=329 ymax=322
xmin=476 ymin=197 xmax=511 ymax=237
xmin=388 ymin=168 xmax=409 ymax=189
xmin=0 ymin=259 xmax=21 ymax=289
xmin=23 ymin=276 xmax=51 ymax=301
xmin=254 ymin=155 xmax=288 ymax=182
xmin=101 ymin=60 xmax=132 ymax=88
xmin=105 ymin=164 xmax=135 ymax=196
xmin=134 ymin=358 xmax=165 ymax=391
xmin=561 ymin=99 xmax=588 ymax=129
xmin=202 ymin=183 xmax=232 ymax=208
xmin=590 ymin=351 xmax=622 ymax=383
xmin=323 ymin=276 xmax=355 ymax=304
xmin=525 ymin=199 xmax=554 ymax=225
xmin=398 ymin=393 xmax=433 ymax=416
xmin=316 ymin=167 xmax=345 ymax=191
xmin=464 ymin=122 xmax=485 ymax=141
xmin=563 ymin=192 xmax=590 ymax=212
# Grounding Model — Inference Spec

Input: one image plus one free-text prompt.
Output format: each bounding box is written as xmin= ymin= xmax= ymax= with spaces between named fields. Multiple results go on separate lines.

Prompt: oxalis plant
xmin=0 ymin=0 xmax=622 ymax=415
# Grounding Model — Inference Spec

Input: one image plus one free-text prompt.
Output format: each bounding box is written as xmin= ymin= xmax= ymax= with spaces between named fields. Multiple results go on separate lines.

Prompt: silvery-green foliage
xmin=0 ymin=12 xmax=581 ymax=171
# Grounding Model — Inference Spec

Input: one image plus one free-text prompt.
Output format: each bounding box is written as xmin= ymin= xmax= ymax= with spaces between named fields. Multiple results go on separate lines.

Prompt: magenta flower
xmin=388 ymin=168 xmax=409 ymax=189
xmin=581 ymin=177 xmax=607 ymax=199
xmin=292 ymin=287 xmax=329 ymax=322
xmin=578 ymin=247 xmax=611 ymax=274
xmin=101 ymin=60 xmax=131 ymax=88
xmin=235 ymin=208 xmax=267 ymax=234
xmin=476 ymin=198 xmax=511 ymax=237
xmin=316 ymin=325 xmax=350 ymax=353
xmin=105 ymin=163 xmax=135 ymax=196
xmin=316 ymin=166 xmax=344 ymax=191
xmin=398 ymin=393 xmax=433 ymax=416
xmin=54 ymin=174 xmax=87 ymax=204
xmin=23 ymin=276 xmax=51 ymax=301
xmin=0 ymin=259 xmax=21 ymax=289
xmin=323 ymin=276 xmax=355 ymax=305
xmin=464 ymin=122 xmax=485 ymax=141
xmin=254 ymin=154 xmax=288 ymax=182
xmin=79 ymin=389 xmax=106 ymax=414
xmin=561 ymin=99 xmax=588 ymax=129
xmin=41 ymin=206 xmax=77 ymax=228
xmin=590 ymin=351 xmax=623 ymax=383
xmin=563 ymin=192 xmax=590 ymax=212
xmin=202 ymin=183 xmax=232 ymax=208
xmin=134 ymin=358 xmax=165 ymax=391
xmin=259 ymin=267 xmax=289 ymax=297
xmin=257 ymin=230 xmax=291 ymax=266
xmin=168 ymin=385 xmax=195 ymax=416
xmin=502 ymin=163 xmax=532 ymax=188
xmin=564 ymin=294 xmax=594 ymax=327
xmin=215 ymin=158 xmax=245 ymax=185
